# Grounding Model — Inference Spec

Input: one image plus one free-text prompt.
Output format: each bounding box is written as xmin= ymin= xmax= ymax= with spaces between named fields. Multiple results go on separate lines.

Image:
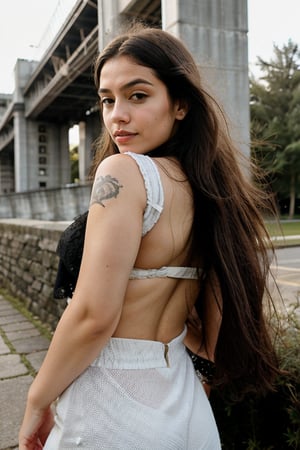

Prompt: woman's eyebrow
xmin=98 ymin=78 xmax=154 ymax=94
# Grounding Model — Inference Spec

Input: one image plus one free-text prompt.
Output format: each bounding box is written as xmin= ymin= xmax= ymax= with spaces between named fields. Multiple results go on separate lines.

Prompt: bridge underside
xmin=24 ymin=0 xmax=161 ymax=125
xmin=0 ymin=0 xmax=249 ymax=204
xmin=23 ymin=0 xmax=99 ymax=124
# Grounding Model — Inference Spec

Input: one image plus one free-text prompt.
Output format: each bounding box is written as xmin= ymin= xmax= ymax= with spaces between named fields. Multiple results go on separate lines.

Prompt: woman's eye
xmin=131 ymin=93 xmax=147 ymax=101
xmin=100 ymin=97 xmax=114 ymax=105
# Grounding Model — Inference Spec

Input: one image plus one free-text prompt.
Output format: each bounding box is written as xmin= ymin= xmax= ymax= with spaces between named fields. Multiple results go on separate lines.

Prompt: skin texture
xmin=98 ymin=56 xmax=186 ymax=155
xmin=19 ymin=56 xmax=211 ymax=449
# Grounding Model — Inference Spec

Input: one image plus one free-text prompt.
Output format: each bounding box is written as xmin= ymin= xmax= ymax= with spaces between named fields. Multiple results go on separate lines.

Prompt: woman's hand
xmin=19 ymin=403 xmax=54 ymax=450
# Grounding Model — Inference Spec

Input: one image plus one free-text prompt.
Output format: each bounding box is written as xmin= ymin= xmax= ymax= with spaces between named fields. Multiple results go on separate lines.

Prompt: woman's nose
xmin=111 ymin=100 xmax=130 ymax=123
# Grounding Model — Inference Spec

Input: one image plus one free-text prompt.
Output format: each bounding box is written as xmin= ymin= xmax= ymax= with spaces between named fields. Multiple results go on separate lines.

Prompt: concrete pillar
xmin=59 ymin=124 xmax=71 ymax=185
xmin=42 ymin=123 xmax=70 ymax=188
xmin=14 ymin=105 xmax=28 ymax=192
xmin=161 ymin=0 xmax=249 ymax=155
xmin=78 ymin=115 xmax=101 ymax=182
xmin=97 ymin=0 xmax=121 ymax=50
xmin=78 ymin=121 xmax=92 ymax=182
xmin=13 ymin=59 xmax=38 ymax=192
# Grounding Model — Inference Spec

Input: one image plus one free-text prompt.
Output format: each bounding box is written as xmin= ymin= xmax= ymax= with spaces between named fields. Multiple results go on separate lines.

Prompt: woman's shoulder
xmin=95 ymin=152 xmax=160 ymax=191
xmin=92 ymin=153 xmax=147 ymax=208
xmin=94 ymin=153 xmax=148 ymax=186
xmin=95 ymin=152 xmax=142 ymax=174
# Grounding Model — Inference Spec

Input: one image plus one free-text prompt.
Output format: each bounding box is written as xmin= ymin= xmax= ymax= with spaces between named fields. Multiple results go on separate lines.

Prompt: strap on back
xmin=125 ymin=152 xmax=201 ymax=280
xmin=125 ymin=152 xmax=164 ymax=236
xmin=129 ymin=266 xmax=200 ymax=280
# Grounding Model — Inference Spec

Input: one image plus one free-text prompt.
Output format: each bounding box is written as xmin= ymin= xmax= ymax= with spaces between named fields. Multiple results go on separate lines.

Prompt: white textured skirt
xmin=44 ymin=328 xmax=221 ymax=449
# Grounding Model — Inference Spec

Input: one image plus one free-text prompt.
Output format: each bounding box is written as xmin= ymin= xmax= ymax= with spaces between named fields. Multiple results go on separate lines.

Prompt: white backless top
xmin=125 ymin=151 xmax=200 ymax=281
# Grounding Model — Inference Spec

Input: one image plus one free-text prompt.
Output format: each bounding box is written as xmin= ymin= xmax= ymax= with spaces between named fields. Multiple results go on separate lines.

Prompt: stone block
xmin=0 ymin=312 xmax=26 ymax=325
xmin=0 ymin=354 xmax=28 ymax=378
xmin=5 ymin=327 xmax=40 ymax=342
xmin=26 ymin=350 xmax=47 ymax=372
xmin=1 ymin=321 xmax=35 ymax=333
xmin=0 ymin=375 xmax=33 ymax=449
xmin=12 ymin=335 xmax=50 ymax=354
xmin=32 ymin=279 xmax=42 ymax=292
xmin=0 ymin=336 xmax=10 ymax=355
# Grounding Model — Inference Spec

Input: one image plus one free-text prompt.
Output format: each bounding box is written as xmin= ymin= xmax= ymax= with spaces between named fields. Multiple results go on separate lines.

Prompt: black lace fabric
xmin=186 ymin=348 xmax=216 ymax=384
xmin=53 ymin=211 xmax=88 ymax=299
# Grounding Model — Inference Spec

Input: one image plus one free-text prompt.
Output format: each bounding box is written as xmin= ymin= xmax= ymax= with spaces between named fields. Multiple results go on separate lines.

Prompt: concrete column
xmin=78 ymin=116 xmax=101 ymax=182
xmin=78 ymin=121 xmax=92 ymax=182
xmin=161 ymin=0 xmax=250 ymax=155
xmin=13 ymin=59 xmax=37 ymax=192
xmin=14 ymin=106 xmax=28 ymax=192
xmin=59 ymin=124 xmax=71 ymax=185
xmin=98 ymin=0 xmax=121 ymax=50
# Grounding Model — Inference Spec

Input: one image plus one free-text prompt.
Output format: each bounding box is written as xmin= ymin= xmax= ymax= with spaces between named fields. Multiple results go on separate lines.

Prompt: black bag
xmin=53 ymin=211 xmax=88 ymax=299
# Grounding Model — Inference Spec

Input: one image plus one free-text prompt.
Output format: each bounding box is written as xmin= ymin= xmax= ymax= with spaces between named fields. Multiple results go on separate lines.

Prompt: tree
xmin=250 ymin=40 xmax=300 ymax=218
xmin=70 ymin=144 xmax=79 ymax=183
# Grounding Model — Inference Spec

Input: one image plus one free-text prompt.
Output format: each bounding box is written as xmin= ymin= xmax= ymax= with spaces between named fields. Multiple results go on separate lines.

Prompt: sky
xmin=0 ymin=0 xmax=299 ymax=94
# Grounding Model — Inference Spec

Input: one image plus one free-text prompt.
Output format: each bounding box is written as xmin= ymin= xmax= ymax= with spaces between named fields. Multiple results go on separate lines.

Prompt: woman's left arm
xmin=19 ymin=154 xmax=145 ymax=448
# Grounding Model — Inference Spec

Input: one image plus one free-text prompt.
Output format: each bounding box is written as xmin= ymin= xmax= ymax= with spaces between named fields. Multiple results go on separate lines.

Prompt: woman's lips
xmin=114 ymin=131 xmax=137 ymax=144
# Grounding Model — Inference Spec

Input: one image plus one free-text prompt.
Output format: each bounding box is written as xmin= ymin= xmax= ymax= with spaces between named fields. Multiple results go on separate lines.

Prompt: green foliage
xmin=210 ymin=302 xmax=300 ymax=449
xmin=250 ymin=40 xmax=300 ymax=218
xmin=70 ymin=144 xmax=79 ymax=183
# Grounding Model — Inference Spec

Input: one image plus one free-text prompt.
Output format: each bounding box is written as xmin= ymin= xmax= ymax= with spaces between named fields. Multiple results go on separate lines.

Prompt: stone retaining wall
xmin=0 ymin=183 xmax=91 ymax=221
xmin=0 ymin=219 xmax=70 ymax=329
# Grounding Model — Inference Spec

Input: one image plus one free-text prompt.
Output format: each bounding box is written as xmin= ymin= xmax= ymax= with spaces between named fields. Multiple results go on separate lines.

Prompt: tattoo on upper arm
xmin=90 ymin=174 xmax=123 ymax=207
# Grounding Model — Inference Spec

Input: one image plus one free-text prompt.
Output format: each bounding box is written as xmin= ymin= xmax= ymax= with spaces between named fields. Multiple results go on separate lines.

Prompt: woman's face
xmin=98 ymin=55 xmax=186 ymax=154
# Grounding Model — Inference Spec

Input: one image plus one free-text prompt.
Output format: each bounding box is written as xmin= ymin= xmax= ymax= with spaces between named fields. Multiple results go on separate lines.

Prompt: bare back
xmin=113 ymin=155 xmax=199 ymax=342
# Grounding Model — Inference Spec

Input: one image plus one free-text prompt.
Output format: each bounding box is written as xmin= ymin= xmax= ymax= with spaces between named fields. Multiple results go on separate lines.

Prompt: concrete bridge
xmin=0 ymin=0 xmax=249 ymax=219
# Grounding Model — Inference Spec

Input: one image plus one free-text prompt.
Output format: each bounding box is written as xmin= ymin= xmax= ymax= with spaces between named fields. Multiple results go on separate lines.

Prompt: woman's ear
xmin=175 ymin=100 xmax=189 ymax=120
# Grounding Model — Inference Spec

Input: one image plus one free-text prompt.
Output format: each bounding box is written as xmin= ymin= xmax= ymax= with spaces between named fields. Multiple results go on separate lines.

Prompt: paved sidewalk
xmin=0 ymin=295 xmax=50 ymax=450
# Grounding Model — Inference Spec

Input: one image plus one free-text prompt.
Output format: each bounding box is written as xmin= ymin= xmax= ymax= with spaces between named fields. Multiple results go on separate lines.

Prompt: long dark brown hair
xmin=92 ymin=25 xmax=280 ymax=395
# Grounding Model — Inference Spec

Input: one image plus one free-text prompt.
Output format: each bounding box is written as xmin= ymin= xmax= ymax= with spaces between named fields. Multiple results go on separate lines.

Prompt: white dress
xmin=44 ymin=153 xmax=221 ymax=449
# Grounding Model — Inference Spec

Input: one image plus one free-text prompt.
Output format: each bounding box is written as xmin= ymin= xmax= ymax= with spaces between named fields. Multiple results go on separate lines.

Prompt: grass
xmin=266 ymin=220 xmax=300 ymax=248
xmin=266 ymin=219 xmax=300 ymax=236
xmin=278 ymin=221 xmax=300 ymax=236
xmin=265 ymin=219 xmax=300 ymax=247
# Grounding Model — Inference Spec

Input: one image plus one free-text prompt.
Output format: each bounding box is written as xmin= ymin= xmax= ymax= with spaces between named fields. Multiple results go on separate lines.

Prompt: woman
xmin=19 ymin=26 xmax=279 ymax=449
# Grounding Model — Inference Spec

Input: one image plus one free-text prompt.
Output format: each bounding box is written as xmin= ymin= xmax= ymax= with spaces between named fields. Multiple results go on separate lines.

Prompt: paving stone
xmin=12 ymin=335 xmax=50 ymax=354
xmin=1 ymin=321 xmax=35 ymax=333
xmin=0 ymin=375 xmax=32 ymax=449
xmin=0 ymin=298 xmax=11 ymax=307
xmin=0 ymin=308 xmax=18 ymax=316
xmin=26 ymin=350 xmax=47 ymax=372
xmin=0 ymin=336 xmax=10 ymax=355
xmin=0 ymin=354 xmax=28 ymax=378
xmin=5 ymin=327 xmax=40 ymax=342
xmin=0 ymin=313 xmax=28 ymax=325
xmin=0 ymin=304 xmax=16 ymax=314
